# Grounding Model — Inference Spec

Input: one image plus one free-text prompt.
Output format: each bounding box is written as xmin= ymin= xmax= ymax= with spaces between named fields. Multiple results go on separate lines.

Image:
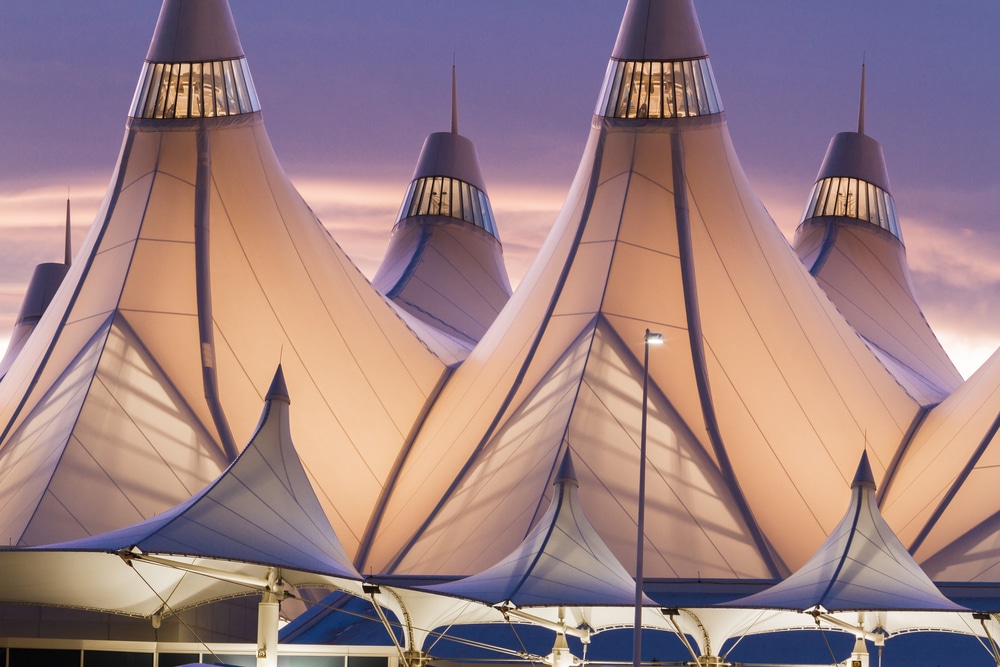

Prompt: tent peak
xmin=852 ymin=451 xmax=876 ymax=490
xmin=612 ymin=0 xmax=708 ymax=61
xmin=147 ymin=0 xmax=245 ymax=62
xmin=554 ymin=450 xmax=578 ymax=488
xmin=266 ymin=366 xmax=290 ymax=404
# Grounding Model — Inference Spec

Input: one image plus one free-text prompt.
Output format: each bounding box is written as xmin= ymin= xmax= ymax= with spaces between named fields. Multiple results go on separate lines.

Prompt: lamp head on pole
xmin=644 ymin=330 xmax=664 ymax=345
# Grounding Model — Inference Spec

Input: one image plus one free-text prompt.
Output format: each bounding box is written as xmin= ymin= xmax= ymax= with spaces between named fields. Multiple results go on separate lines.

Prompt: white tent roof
xmin=724 ymin=452 xmax=964 ymax=612
xmin=373 ymin=87 xmax=512 ymax=350
xmin=0 ymin=367 xmax=361 ymax=617
xmin=881 ymin=346 xmax=1000 ymax=581
xmin=791 ymin=91 xmax=962 ymax=403
xmin=360 ymin=0 xmax=922 ymax=579
xmin=423 ymin=450 xmax=650 ymax=607
xmin=0 ymin=0 xmax=446 ymax=554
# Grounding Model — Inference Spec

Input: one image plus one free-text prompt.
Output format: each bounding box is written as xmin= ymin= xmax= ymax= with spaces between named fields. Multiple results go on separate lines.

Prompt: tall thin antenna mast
xmin=858 ymin=56 xmax=866 ymax=136
xmin=451 ymin=57 xmax=459 ymax=135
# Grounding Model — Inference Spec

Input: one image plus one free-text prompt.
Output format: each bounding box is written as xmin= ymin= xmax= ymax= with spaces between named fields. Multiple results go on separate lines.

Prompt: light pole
xmin=634 ymin=328 xmax=663 ymax=667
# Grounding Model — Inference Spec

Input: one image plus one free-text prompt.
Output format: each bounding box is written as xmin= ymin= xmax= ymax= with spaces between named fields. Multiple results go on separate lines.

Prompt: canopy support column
xmin=257 ymin=577 xmax=280 ymax=667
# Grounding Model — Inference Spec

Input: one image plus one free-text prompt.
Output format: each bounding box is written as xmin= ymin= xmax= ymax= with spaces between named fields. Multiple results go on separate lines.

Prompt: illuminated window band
xmin=596 ymin=57 xmax=723 ymax=119
xmin=130 ymin=58 xmax=261 ymax=120
xmin=397 ymin=176 xmax=499 ymax=238
xmin=801 ymin=176 xmax=902 ymax=239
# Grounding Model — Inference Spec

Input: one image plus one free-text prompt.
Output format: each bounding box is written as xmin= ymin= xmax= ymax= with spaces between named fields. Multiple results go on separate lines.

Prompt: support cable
xmin=122 ymin=555 xmax=226 ymax=665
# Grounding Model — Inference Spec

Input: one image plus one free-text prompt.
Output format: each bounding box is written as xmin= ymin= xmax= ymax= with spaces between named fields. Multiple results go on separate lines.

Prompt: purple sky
xmin=1 ymin=1 xmax=999 ymax=375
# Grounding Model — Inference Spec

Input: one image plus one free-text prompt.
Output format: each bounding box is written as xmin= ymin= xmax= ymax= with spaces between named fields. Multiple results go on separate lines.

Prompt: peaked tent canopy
xmin=373 ymin=67 xmax=512 ymax=351
xmin=424 ymin=450 xmax=652 ymax=608
xmin=725 ymin=452 xmax=964 ymax=613
xmin=791 ymin=68 xmax=961 ymax=404
xmin=0 ymin=366 xmax=362 ymax=617
xmin=288 ymin=451 xmax=652 ymax=655
xmin=0 ymin=0 xmax=446 ymax=554
xmin=359 ymin=0 xmax=922 ymax=579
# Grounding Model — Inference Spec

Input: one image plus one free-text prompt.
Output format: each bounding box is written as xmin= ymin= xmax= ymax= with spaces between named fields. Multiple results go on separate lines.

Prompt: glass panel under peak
xmin=597 ymin=57 xmax=724 ymax=119
xmin=130 ymin=57 xmax=261 ymax=119
xmin=398 ymin=176 xmax=499 ymax=239
xmin=800 ymin=176 xmax=903 ymax=241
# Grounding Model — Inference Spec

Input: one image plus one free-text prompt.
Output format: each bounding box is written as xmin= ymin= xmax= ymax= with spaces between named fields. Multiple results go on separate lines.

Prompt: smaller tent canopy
xmin=0 ymin=0 xmax=448 ymax=553
xmin=723 ymin=452 xmax=964 ymax=613
xmin=0 ymin=366 xmax=361 ymax=617
xmin=790 ymin=67 xmax=961 ymax=404
xmin=422 ymin=450 xmax=650 ymax=609
xmin=286 ymin=451 xmax=651 ymax=655
xmin=372 ymin=67 xmax=512 ymax=350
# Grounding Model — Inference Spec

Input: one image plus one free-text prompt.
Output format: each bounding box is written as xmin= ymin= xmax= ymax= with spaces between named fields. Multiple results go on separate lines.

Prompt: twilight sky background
xmin=0 ymin=1 xmax=998 ymax=376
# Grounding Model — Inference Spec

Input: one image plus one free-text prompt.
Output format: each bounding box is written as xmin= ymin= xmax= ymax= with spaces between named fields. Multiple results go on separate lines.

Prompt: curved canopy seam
xmin=908 ymin=409 xmax=1000 ymax=555
xmin=816 ymin=490 xmax=864 ymax=607
xmin=385 ymin=226 xmax=432 ymax=299
xmin=673 ymin=130 xmax=781 ymax=577
xmin=523 ymin=320 xmax=602 ymax=534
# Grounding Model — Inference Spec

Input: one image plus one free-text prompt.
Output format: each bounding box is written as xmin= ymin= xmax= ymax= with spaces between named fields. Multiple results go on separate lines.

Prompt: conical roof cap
xmin=147 ymin=0 xmax=245 ymax=62
xmin=815 ymin=132 xmax=892 ymax=194
xmin=411 ymin=132 xmax=488 ymax=193
xmin=553 ymin=450 xmax=579 ymax=488
xmin=612 ymin=0 xmax=708 ymax=61
xmin=265 ymin=365 xmax=290 ymax=404
xmin=852 ymin=450 xmax=876 ymax=490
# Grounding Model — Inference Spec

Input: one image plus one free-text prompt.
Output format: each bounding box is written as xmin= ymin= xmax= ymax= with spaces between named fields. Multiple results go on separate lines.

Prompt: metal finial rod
xmin=858 ymin=57 xmax=866 ymax=136
xmin=451 ymin=58 xmax=459 ymax=135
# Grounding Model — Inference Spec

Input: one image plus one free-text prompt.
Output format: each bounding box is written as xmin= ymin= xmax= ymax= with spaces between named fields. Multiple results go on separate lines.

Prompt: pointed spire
xmin=858 ymin=59 xmax=866 ymax=135
xmin=265 ymin=365 xmax=290 ymax=404
xmin=451 ymin=60 xmax=459 ymax=135
xmin=64 ymin=197 xmax=72 ymax=266
xmin=852 ymin=451 xmax=876 ymax=490
xmin=554 ymin=450 xmax=578 ymax=487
